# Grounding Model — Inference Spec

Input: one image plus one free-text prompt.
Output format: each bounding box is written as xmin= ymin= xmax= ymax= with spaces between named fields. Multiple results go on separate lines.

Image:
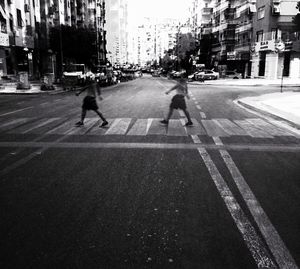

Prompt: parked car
xmin=188 ymin=71 xmax=204 ymax=82
xmin=152 ymin=70 xmax=160 ymax=77
xmin=195 ymin=69 xmax=219 ymax=80
xmin=225 ymin=70 xmax=243 ymax=79
xmin=63 ymin=64 xmax=92 ymax=85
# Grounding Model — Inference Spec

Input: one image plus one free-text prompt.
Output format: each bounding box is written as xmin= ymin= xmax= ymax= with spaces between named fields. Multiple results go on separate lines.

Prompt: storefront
xmin=0 ymin=32 xmax=9 ymax=77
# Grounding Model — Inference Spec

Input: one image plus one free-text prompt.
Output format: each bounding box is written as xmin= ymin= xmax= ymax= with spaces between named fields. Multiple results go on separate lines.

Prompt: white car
xmin=225 ymin=70 xmax=243 ymax=79
xmin=195 ymin=70 xmax=219 ymax=80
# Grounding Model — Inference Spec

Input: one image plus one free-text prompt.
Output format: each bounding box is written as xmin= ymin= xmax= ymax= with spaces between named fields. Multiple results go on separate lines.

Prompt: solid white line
xmin=0 ymin=106 xmax=33 ymax=116
xmin=196 ymin=105 xmax=202 ymax=110
xmin=219 ymin=150 xmax=298 ymax=269
xmin=191 ymin=135 xmax=201 ymax=144
xmin=197 ymin=147 xmax=276 ymax=268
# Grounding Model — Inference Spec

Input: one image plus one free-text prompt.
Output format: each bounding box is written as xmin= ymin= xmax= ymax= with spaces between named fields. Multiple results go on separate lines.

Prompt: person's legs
xmin=94 ymin=109 xmax=108 ymax=126
xmin=182 ymin=108 xmax=193 ymax=125
xmin=161 ymin=108 xmax=174 ymax=124
xmin=75 ymin=108 xmax=86 ymax=126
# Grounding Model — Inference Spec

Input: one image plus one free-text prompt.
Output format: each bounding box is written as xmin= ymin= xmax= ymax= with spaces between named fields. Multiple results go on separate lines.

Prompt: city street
xmin=0 ymin=75 xmax=299 ymax=268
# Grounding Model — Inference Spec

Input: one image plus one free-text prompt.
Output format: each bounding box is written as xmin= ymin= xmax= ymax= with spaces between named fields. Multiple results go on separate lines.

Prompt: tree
xmin=49 ymin=25 xmax=97 ymax=67
xmin=293 ymin=1 xmax=300 ymax=30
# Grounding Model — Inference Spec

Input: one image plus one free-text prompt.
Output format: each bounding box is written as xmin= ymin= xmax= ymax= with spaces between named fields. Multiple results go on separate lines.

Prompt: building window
xmin=257 ymin=6 xmax=265 ymax=20
xmin=17 ymin=9 xmax=22 ymax=27
xmin=271 ymin=28 xmax=278 ymax=40
xmin=256 ymin=30 xmax=264 ymax=42
xmin=0 ymin=13 xmax=6 ymax=33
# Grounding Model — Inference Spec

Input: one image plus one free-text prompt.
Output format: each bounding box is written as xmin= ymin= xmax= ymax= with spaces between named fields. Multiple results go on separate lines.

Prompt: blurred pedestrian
xmin=160 ymin=76 xmax=193 ymax=126
xmin=75 ymin=76 xmax=108 ymax=127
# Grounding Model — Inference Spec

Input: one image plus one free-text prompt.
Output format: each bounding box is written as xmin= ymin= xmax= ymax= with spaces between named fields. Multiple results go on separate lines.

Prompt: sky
xmin=127 ymin=0 xmax=192 ymax=25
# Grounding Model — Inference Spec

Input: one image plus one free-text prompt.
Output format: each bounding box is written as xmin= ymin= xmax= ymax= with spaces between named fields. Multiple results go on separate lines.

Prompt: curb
xmin=237 ymin=99 xmax=300 ymax=130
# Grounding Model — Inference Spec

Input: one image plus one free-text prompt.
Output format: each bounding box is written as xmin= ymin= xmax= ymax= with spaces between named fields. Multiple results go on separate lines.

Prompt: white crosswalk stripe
xmin=0 ymin=117 xmax=298 ymax=138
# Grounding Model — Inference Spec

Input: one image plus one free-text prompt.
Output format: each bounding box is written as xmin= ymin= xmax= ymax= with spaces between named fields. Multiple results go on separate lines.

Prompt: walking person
xmin=160 ymin=75 xmax=193 ymax=126
xmin=75 ymin=76 xmax=108 ymax=127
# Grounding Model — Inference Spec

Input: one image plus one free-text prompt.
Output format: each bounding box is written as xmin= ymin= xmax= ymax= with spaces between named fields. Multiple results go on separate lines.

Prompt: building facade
xmin=105 ymin=0 xmax=128 ymax=66
xmin=191 ymin=0 xmax=300 ymax=79
xmin=0 ymin=0 xmax=107 ymax=80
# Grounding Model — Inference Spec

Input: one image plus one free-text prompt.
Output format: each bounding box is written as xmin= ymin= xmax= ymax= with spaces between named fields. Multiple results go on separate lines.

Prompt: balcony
xmin=235 ymin=22 xmax=252 ymax=33
xmin=202 ymin=7 xmax=213 ymax=15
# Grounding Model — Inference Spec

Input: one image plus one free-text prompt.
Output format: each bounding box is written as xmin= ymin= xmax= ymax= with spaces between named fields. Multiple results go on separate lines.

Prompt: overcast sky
xmin=128 ymin=0 xmax=192 ymax=25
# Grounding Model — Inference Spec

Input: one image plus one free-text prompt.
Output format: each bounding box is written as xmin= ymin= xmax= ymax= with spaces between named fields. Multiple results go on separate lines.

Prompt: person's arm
xmin=96 ymin=83 xmax=103 ymax=100
xmin=165 ymin=83 xmax=178 ymax=94
xmin=75 ymin=84 xmax=88 ymax=96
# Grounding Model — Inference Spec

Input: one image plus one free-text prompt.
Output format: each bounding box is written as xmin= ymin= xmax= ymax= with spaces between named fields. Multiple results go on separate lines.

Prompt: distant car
xmin=152 ymin=70 xmax=160 ymax=77
xmin=225 ymin=70 xmax=243 ymax=79
xmin=172 ymin=70 xmax=186 ymax=78
xmin=188 ymin=71 xmax=204 ymax=82
xmin=195 ymin=69 xmax=219 ymax=80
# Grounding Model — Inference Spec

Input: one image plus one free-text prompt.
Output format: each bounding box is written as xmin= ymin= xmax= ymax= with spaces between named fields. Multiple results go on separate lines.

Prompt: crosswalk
xmin=0 ymin=116 xmax=299 ymax=138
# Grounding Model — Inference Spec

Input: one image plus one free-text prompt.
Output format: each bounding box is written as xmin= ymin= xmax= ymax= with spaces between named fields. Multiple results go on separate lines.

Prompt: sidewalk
xmin=237 ymin=91 xmax=300 ymax=129
xmin=191 ymin=77 xmax=300 ymax=87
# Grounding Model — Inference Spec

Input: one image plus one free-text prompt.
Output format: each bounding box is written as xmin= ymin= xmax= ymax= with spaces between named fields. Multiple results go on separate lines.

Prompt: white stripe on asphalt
xmin=178 ymin=110 xmax=185 ymax=117
xmin=22 ymin=118 xmax=60 ymax=134
xmin=197 ymin=147 xmax=277 ymax=268
xmin=191 ymin=135 xmax=201 ymax=144
xmin=212 ymin=136 xmax=223 ymax=146
xmin=219 ymin=150 xmax=298 ymax=269
xmin=0 ymin=106 xmax=33 ymax=116
xmin=105 ymin=118 xmax=131 ymax=135
xmin=196 ymin=105 xmax=201 ymax=110
xmin=200 ymin=112 xmax=206 ymax=119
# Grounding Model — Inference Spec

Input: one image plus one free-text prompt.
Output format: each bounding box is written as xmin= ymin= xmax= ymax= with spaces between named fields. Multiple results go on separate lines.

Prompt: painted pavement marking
xmin=127 ymin=119 xmax=149 ymax=136
xmin=167 ymin=119 xmax=188 ymax=136
xmin=0 ymin=106 xmax=33 ymax=116
xmin=180 ymin=118 xmax=206 ymax=135
xmin=200 ymin=112 xmax=207 ymax=119
xmin=105 ymin=118 xmax=132 ymax=135
xmin=191 ymin=135 xmax=201 ymax=144
xmin=0 ymin=118 xmax=32 ymax=131
xmin=245 ymin=118 xmax=289 ymax=136
xmin=197 ymin=147 xmax=277 ymax=268
xmin=201 ymin=119 xmax=230 ymax=137
xmin=220 ymin=150 xmax=298 ymax=269
xmin=213 ymin=118 xmax=247 ymax=136
xmin=147 ymin=118 xmax=167 ymax=135
xmin=178 ymin=110 xmax=185 ymax=117
xmin=234 ymin=120 xmax=274 ymax=138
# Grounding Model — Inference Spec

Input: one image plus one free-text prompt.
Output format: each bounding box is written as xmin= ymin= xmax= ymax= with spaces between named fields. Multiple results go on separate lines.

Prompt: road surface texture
xmin=0 ymin=75 xmax=299 ymax=269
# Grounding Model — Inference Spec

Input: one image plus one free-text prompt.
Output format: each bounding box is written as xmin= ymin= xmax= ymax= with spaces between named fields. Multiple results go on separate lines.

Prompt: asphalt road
xmin=0 ymin=75 xmax=299 ymax=269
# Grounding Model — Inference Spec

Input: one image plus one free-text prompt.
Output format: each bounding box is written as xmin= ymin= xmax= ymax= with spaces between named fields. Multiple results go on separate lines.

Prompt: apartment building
xmin=252 ymin=0 xmax=299 ymax=79
xmin=0 ymin=0 xmax=38 ymax=78
xmin=0 ymin=0 xmax=106 ymax=80
xmin=105 ymin=0 xmax=128 ymax=65
xmin=192 ymin=0 xmax=300 ymax=79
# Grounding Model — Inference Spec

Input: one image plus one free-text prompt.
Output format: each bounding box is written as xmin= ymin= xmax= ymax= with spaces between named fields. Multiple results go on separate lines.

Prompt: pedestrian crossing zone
xmin=0 ymin=117 xmax=298 ymax=138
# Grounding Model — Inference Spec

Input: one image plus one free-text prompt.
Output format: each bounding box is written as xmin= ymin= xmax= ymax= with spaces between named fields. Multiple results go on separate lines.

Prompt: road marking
xmin=0 ymin=118 xmax=31 ymax=131
xmin=197 ymin=147 xmax=277 ymax=268
xmin=105 ymin=118 xmax=131 ymax=135
xmin=0 ymin=106 xmax=33 ymax=116
xmin=220 ymin=150 xmax=299 ymax=269
xmin=127 ymin=119 xmax=149 ymax=136
xmin=212 ymin=136 xmax=223 ymax=145
xmin=0 ymin=141 xmax=300 ymax=152
xmin=167 ymin=119 xmax=187 ymax=136
xmin=268 ymin=120 xmax=300 ymax=138
xmin=245 ymin=118 xmax=288 ymax=136
xmin=178 ymin=110 xmax=185 ymax=117
xmin=180 ymin=118 xmax=206 ymax=135
xmin=213 ymin=119 xmax=247 ymax=136
xmin=200 ymin=112 xmax=207 ymax=119
xmin=201 ymin=120 xmax=230 ymax=137
xmin=234 ymin=120 xmax=273 ymax=138
xmin=191 ymin=135 xmax=201 ymax=144
xmin=196 ymin=105 xmax=201 ymax=110
xmin=21 ymin=118 xmax=60 ymax=134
